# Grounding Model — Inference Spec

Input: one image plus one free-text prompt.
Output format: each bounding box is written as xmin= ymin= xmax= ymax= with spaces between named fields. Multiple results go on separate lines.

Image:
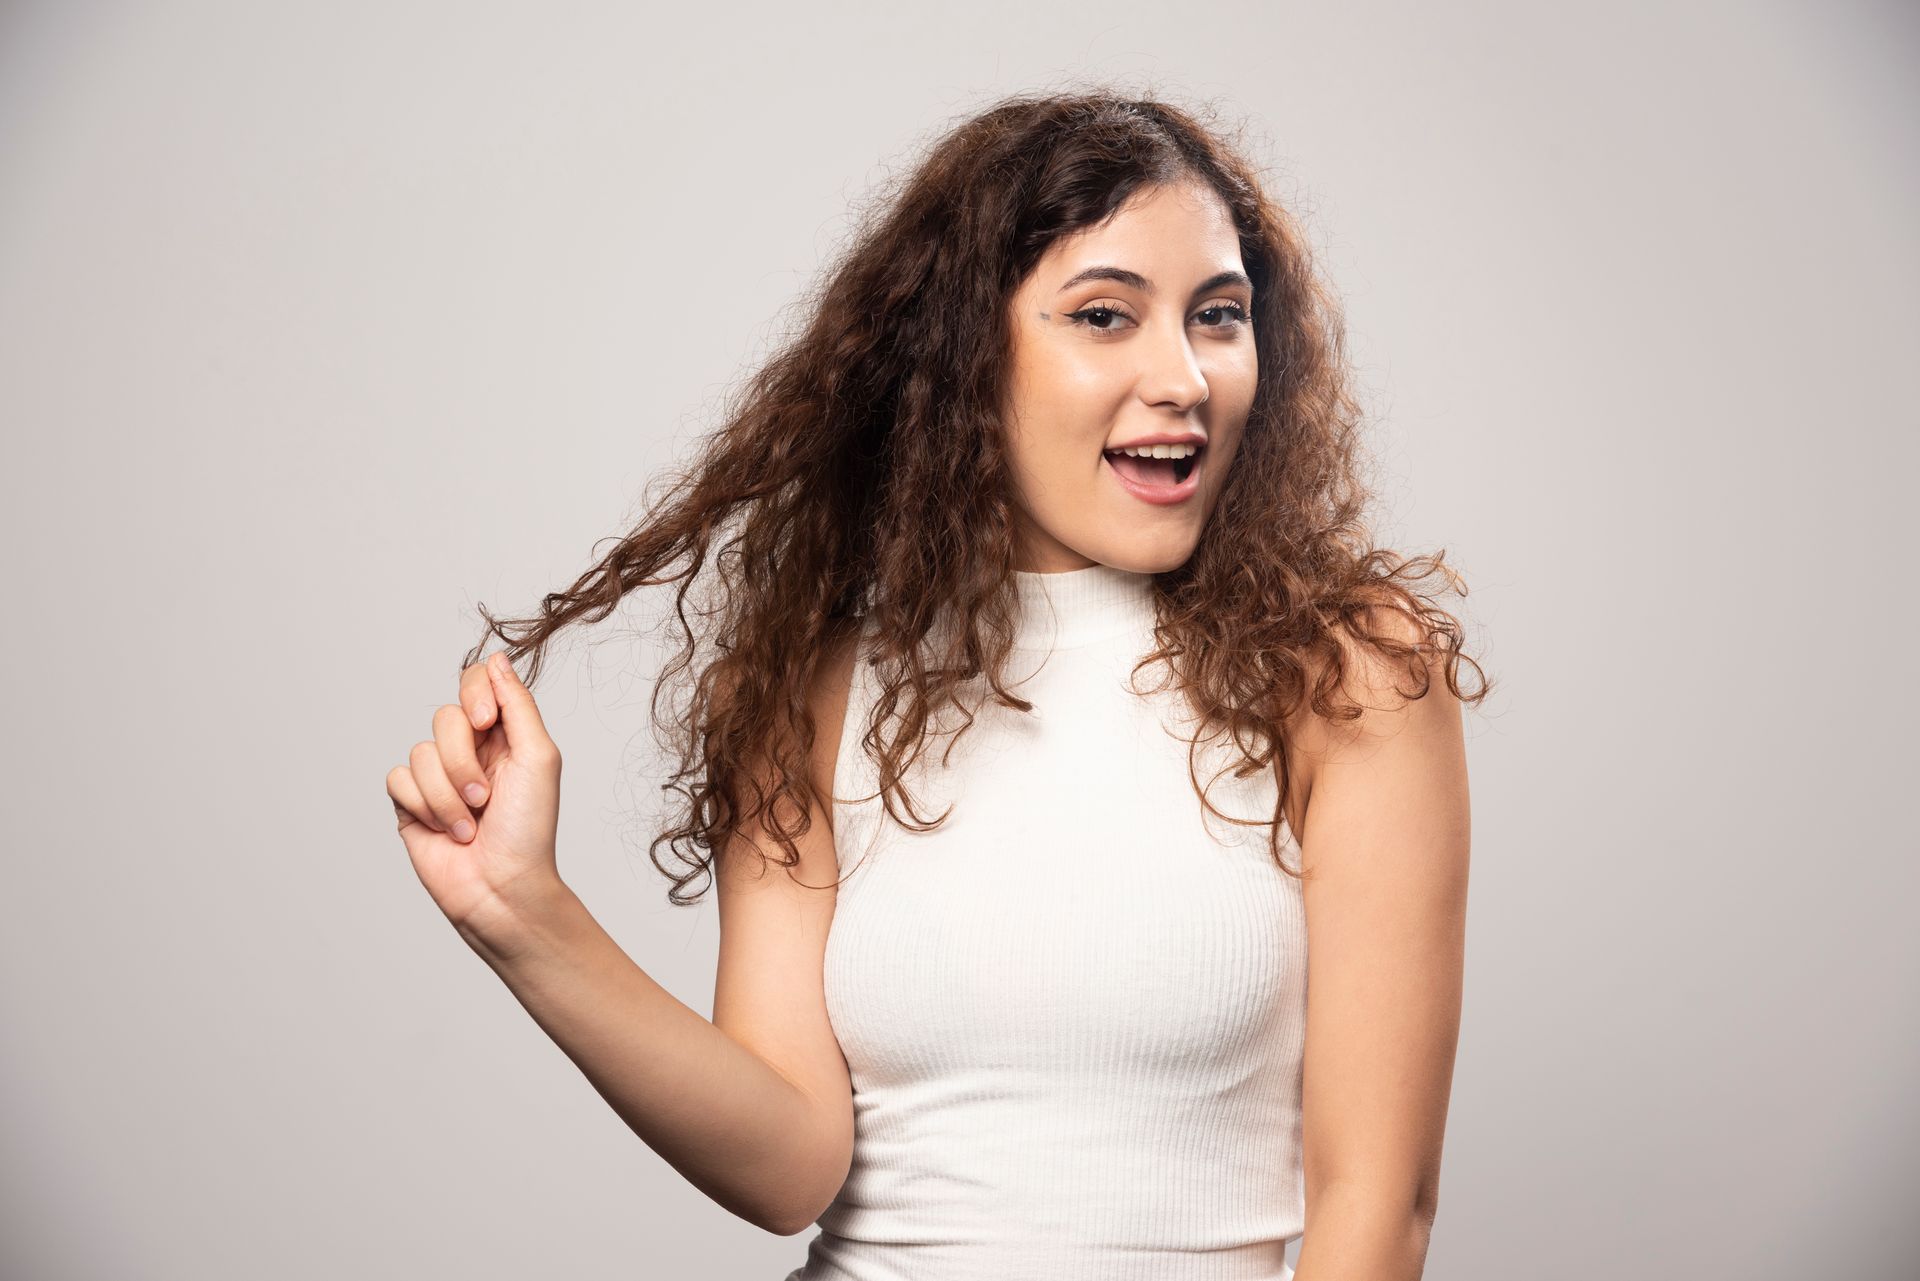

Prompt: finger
xmin=486 ymin=652 xmax=554 ymax=758
xmin=433 ymin=702 xmax=490 ymax=809
xmin=409 ymin=739 xmax=477 ymax=843
xmin=459 ymin=660 xmax=495 ymax=731
xmin=385 ymin=764 xmax=439 ymax=833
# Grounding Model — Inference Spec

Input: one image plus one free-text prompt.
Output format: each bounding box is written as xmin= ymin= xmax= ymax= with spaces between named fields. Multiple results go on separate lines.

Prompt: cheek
xmin=1008 ymin=435 xmax=1100 ymax=494
xmin=1210 ymin=345 xmax=1259 ymax=398
xmin=1019 ymin=341 xmax=1128 ymax=408
xmin=1058 ymin=354 xmax=1123 ymax=396
xmin=1004 ymin=376 xmax=1121 ymax=471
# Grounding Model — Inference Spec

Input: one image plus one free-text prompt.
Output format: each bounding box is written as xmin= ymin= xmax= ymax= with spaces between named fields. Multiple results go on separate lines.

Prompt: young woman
xmin=386 ymin=90 xmax=1486 ymax=1281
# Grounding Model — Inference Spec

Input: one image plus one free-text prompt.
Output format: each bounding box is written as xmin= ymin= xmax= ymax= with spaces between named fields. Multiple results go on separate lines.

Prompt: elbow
xmin=763 ymin=1209 xmax=821 ymax=1238
xmin=758 ymin=1108 xmax=853 ymax=1236
xmin=764 ymin=1170 xmax=848 ymax=1236
xmin=1404 ymin=1171 xmax=1441 ymax=1232
xmin=757 ymin=1171 xmax=845 ymax=1238
xmin=715 ymin=1178 xmax=828 ymax=1238
xmin=762 ymin=1184 xmax=837 ymax=1237
xmin=1307 ymin=1174 xmax=1442 ymax=1237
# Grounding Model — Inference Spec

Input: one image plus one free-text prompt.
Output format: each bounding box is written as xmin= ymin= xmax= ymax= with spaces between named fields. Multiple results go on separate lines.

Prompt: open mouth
xmin=1103 ymin=443 xmax=1203 ymax=490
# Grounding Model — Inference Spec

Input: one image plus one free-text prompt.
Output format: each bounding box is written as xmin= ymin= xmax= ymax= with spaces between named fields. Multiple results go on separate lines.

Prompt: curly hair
xmin=463 ymin=86 xmax=1492 ymax=906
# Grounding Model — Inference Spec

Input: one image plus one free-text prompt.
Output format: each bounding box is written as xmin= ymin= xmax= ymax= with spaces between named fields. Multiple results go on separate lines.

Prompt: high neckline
xmin=1009 ymin=562 xmax=1158 ymax=650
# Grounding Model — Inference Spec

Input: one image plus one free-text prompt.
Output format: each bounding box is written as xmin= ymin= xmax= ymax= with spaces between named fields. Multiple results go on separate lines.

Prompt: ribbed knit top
xmin=786 ymin=563 xmax=1307 ymax=1281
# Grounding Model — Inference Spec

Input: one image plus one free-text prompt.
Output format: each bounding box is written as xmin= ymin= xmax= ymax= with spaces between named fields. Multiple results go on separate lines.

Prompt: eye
xmin=1195 ymin=300 xmax=1251 ymax=330
xmin=1064 ymin=304 xmax=1134 ymax=332
xmin=1062 ymin=300 xmax=1253 ymax=335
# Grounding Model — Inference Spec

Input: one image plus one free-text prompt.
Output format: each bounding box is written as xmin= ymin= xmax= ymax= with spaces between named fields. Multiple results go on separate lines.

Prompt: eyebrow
xmin=1054 ymin=265 xmax=1254 ymax=297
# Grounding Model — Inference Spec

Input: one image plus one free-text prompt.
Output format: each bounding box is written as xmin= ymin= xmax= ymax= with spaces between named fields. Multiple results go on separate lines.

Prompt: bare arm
xmin=461 ymin=883 xmax=844 ymax=1235
xmin=1291 ymin=621 xmax=1471 ymax=1281
xmin=396 ymin=636 xmax=859 ymax=1238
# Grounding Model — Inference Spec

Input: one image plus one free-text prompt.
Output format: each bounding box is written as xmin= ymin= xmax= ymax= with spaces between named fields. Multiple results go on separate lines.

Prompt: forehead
xmin=1033 ymin=180 xmax=1241 ymax=275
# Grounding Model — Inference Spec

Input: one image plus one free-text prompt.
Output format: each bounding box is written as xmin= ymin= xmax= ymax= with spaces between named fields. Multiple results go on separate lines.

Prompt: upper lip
xmin=1103 ymin=431 xmax=1208 ymax=452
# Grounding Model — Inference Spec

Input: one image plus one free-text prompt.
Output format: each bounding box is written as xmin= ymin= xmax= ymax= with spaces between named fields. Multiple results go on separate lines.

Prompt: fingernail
xmin=463 ymin=783 xmax=487 ymax=806
xmin=471 ymin=702 xmax=492 ymax=727
xmin=452 ymin=819 xmax=475 ymax=842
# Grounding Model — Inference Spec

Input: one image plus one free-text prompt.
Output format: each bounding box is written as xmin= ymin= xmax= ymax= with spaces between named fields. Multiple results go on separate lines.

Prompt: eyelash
xmin=1063 ymin=301 xmax=1252 ymax=334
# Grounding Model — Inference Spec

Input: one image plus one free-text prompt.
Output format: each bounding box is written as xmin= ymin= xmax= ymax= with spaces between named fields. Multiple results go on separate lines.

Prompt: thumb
xmin=487 ymin=651 xmax=554 ymax=755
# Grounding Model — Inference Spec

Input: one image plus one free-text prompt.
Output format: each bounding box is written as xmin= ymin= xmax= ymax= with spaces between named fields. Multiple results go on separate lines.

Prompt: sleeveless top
xmin=785 ymin=563 xmax=1307 ymax=1281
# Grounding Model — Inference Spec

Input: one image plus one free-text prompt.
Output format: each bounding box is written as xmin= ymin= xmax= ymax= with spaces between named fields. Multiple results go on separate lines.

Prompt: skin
xmin=391 ymin=177 xmax=1469 ymax=1272
xmin=1283 ymin=621 xmax=1468 ymax=1280
xmin=1000 ymin=176 xmax=1258 ymax=574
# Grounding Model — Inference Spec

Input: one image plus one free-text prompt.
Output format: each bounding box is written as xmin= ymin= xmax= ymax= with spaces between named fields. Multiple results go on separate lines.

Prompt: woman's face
xmin=1000 ymin=176 xmax=1258 ymax=574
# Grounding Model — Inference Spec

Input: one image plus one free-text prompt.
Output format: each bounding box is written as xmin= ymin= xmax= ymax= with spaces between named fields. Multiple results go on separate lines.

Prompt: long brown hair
xmin=464 ymin=88 xmax=1492 ymax=905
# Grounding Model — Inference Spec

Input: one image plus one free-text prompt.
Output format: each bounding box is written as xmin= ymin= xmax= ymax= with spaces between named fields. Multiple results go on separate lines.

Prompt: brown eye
xmin=1195 ymin=302 xmax=1251 ymax=329
xmin=1064 ymin=306 xmax=1133 ymax=332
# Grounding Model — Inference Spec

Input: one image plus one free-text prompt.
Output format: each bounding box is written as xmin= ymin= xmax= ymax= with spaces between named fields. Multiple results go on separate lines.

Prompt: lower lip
xmin=1103 ymin=449 xmax=1204 ymax=505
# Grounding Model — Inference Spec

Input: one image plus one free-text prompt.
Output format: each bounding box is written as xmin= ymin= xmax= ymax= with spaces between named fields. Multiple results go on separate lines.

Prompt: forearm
xmin=1293 ymin=1182 xmax=1435 ymax=1281
xmin=456 ymin=880 xmax=839 ymax=1234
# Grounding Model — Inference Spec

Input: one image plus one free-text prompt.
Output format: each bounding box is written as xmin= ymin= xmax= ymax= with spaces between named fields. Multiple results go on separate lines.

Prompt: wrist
xmin=455 ymin=875 xmax=580 ymax=966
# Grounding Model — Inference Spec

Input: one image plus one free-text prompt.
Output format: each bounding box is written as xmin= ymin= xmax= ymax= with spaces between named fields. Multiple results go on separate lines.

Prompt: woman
xmin=386 ymin=90 xmax=1486 ymax=1281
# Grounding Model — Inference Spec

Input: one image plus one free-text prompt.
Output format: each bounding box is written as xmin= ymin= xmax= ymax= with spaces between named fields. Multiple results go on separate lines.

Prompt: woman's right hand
xmin=387 ymin=652 xmax=564 ymax=937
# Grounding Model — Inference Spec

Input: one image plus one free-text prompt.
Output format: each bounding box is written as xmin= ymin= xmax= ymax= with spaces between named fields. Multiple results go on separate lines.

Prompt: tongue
xmin=1108 ymin=452 xmax=1180 ymax=486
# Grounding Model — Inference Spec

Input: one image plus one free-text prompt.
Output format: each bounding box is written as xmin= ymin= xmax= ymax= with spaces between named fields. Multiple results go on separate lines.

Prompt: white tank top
xmin=786 ymin=562 xmax=1306 ymax=1281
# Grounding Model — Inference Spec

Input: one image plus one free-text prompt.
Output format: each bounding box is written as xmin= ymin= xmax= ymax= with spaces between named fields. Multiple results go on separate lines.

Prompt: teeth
xmin=1107 ymin=443 xmax=1200 ymax=459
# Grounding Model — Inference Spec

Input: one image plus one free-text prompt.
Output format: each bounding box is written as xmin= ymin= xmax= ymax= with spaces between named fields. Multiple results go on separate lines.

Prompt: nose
xmin=1137 ymin=320 xmax=1210 ymax=413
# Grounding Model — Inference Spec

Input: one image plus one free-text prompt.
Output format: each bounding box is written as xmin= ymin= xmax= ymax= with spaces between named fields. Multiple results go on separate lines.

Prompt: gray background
xmin=3 ymin=1 xmax=1914 ymax=1277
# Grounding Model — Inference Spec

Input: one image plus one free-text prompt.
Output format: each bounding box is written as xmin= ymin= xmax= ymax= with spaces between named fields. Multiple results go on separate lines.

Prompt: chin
xmin=1087 ymin=543 xmax=1199 ymax=576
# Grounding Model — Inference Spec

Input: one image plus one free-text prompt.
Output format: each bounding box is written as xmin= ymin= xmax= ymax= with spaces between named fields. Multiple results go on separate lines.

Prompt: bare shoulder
xmin=717 ymin=615 xmax=865 ymax=886
xmin=805 ymin=617 xmax=866 ymax=825
xmin=1281 ymin=599 xmax=1461 ymax=828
